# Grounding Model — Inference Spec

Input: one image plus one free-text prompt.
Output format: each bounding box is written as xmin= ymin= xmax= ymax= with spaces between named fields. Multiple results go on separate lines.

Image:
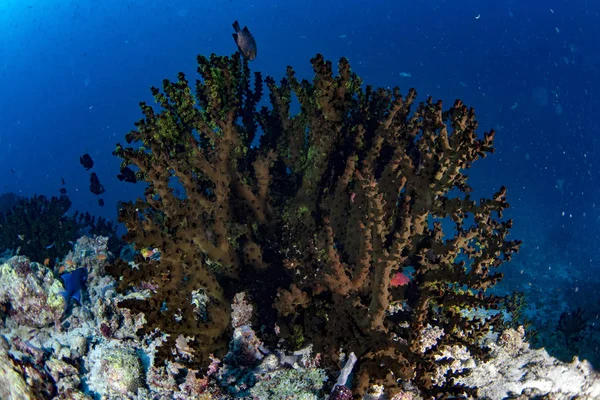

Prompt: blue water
xmin=1 ymin=0 xmax=598 ymax=365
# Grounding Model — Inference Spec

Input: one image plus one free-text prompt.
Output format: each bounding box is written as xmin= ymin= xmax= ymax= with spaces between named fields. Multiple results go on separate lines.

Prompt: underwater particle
xmin=232 ymin=20 xmax=257 ymax=60
xmin=0 ymin=256 xmax=66 ymax=327
xmin=89 ymin=172 xmax=105 ymax=195
xmin=86 ymin=341 xmax=144 ymax=397
xmin=79 ymin=153 xmax=94 ymax=170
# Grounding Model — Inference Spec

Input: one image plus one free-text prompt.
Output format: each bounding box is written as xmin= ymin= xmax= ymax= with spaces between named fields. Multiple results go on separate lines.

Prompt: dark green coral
xmin=111 ymin=52 xmax=521 ymax=397
xmin=0 ymin=194 xmax=119 ymax=264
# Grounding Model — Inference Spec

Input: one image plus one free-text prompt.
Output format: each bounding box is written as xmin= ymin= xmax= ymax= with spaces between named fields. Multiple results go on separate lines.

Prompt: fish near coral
xmin=232 ymin=20 xmax=257 ymax=60
xmin=117 ymin=166 xmax=137 ymax=183
xmin=80 ymin=153 xmax=94 ymax=170
xmin=60 ymin=267 xmax=87 ymax=305
xmin=90 ymin=172 xmax=105 ymax=195
xmin=140 ymin=247 xmax=160 ymax=261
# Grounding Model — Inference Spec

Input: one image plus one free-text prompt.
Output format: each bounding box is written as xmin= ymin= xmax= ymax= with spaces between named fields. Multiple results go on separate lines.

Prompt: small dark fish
xmin=232 ymin=20 xmax=257 ymax=60
xmin=59 ymin=188 xmax=67 ymax=195
xmin=98 ymin=198 xmax=104 ymax=207
xmin=117 ymin=167 xmax=137 ymax=183
xmin=61 ymin=177 xmax=66 ymax=185
xmin=80 ymin=153 xmax=94 ymax=170
xmin=89 ymin=173 xmax=105 ymax=195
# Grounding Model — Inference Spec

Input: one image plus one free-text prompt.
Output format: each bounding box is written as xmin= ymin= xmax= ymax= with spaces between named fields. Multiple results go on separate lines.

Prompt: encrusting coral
xmin=109 ymin=52 xmax=521 ymax=397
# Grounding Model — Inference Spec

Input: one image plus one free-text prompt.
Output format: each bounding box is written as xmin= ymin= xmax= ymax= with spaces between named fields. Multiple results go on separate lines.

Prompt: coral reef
xmin=0 ymin=256 xmax=66 ymax=327
xmin=86 ymin=340 xmax=144 ymax=397
xmin=0 ymin=236 xmax=138 ymax=399
xmin=0 ymin=194 xmax=120 ymax=264
xmin=457 ymin=326 xmax=600 ymax=399
xmin=506 ymin=258 xmax=600 ymax=369
xmin=0 ymin=335 xmax=39 ymax=399
xmin=216 ymin=291 xmax=329 ymax=399
xmin=0 ymin=235 xmax=216 ymax=399
xmin=557 ymin=307 xmax=587 ymax=347
xmin=110 ymin=52 xmax=522 ymax=396
xmin=249 ymin=367 xmax=327 ymax=400
xmin=0 ymin=235 xmax=598 ymax=399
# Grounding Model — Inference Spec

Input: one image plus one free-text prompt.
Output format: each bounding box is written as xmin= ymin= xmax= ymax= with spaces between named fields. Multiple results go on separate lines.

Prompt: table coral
xmin=110 ymin=51 xmax=521 ymax=397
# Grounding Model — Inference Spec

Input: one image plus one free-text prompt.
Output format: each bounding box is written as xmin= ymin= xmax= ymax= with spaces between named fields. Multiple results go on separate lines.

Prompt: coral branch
xmin=111 ymin=51 xmax=521 ymax=397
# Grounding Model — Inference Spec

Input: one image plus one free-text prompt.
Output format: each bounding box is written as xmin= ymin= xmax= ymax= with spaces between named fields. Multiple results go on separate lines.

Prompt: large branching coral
xmin=111 ymin=54 xmax=277 ymax=368
xmin=110 ymin=52 xmax=521 ymax=397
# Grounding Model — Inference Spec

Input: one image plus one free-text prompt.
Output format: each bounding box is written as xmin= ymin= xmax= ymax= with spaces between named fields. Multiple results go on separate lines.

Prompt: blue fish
xmin=60 ymin=268 xmax=87 ymax=305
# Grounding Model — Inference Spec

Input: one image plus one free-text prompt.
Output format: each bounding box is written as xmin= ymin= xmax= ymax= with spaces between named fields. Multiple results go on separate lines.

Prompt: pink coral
xmin=390 ymin=272 xmax=411 ymax=287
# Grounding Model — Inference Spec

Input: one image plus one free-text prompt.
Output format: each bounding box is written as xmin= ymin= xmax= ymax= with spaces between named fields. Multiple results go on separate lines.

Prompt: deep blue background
xmin=1 ymin=0 xmax=599 ymax=361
